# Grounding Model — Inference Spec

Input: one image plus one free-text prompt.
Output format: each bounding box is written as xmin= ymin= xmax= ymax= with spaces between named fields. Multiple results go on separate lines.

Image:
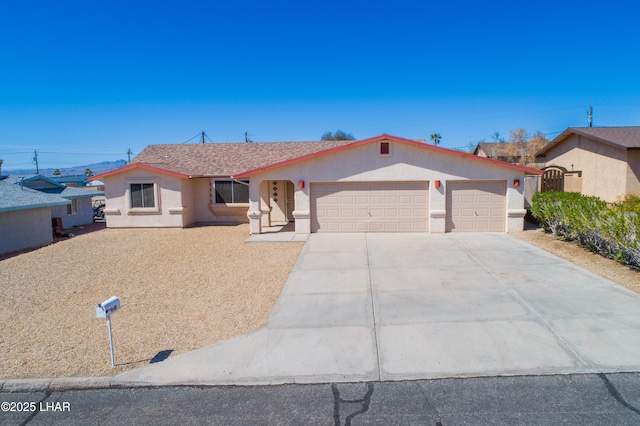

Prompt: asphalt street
xmin=2 ymin=373 xmax=640 ymax=425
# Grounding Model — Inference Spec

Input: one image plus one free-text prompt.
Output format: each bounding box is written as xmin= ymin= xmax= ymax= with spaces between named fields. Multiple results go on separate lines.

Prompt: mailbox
xmin=96 ymin=296 xmax=121 ymax=319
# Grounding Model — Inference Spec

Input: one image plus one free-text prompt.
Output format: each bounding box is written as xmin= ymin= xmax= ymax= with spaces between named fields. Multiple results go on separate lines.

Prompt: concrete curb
xmin=1 ymin=377 xmax=113 ymax=392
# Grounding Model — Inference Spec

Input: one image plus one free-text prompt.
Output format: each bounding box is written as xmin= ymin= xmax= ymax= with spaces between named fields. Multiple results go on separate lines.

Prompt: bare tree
xmin=504 ymin=128 xmax=549 ymax=166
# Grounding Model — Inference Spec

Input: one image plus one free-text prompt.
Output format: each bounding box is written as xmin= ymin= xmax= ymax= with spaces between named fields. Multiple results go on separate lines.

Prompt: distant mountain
xmin=3 ymin=160 xmax=127 ymax=177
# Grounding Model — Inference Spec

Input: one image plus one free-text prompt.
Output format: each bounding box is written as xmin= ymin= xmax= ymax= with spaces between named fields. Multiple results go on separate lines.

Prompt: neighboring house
xmin=0 ymin=176 xmax=70 ymax=254
xmin=0 ymin=175 xmax=104 ymax=254
xmin=474 ymin=142 xmax=522 ymax=163
xmin=50 ymin=174 xmax=91 ymax=187
xmin=93 ymin=134 xmax=542 ymax=234
xmin=474 ymin=141 xmax=546 ymax=167
xmin=537 ymin=127 xmax=640 ymax=202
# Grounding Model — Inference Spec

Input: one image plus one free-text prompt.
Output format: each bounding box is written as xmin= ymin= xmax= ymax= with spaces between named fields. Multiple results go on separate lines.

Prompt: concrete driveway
xmin=113 ymin=233 xmax=640 ymax=386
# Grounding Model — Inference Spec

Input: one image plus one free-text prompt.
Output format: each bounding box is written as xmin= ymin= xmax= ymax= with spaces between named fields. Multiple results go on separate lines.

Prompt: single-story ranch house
xmin=93 ymin=134 xmax=543 ymax=234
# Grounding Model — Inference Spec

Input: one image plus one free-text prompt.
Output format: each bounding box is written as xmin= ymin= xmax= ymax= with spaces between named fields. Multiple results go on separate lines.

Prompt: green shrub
xmin=531 ymin=191 xmax=639 ymax=269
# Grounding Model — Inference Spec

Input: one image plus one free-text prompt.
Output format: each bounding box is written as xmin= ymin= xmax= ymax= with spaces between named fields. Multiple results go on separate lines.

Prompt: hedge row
xmin=531 ymin=192 xmax=640 ymax=269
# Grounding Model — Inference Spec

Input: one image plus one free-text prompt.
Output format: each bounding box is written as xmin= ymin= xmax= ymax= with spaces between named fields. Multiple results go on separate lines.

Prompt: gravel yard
xmin=0 ymin=224 xmax=304 ymax=379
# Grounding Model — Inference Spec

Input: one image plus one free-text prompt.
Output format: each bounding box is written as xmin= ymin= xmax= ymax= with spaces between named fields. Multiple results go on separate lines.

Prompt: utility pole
xmin=127 ymin=148 xmax=132 ymax=163
xmin=245 ymin=131 xmax=252 ymax=143
xmin=33 ymin=150 xmax=39 ymax=174
xmin=201 ymin=131 xmax=205 ymax=144
xmin=588 ymin=106 xmax=593 ymax=128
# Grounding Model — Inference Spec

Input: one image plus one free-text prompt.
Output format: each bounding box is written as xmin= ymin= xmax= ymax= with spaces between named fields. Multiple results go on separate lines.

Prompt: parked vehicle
xmin=93 ymin=203 xmax=105 ymax=221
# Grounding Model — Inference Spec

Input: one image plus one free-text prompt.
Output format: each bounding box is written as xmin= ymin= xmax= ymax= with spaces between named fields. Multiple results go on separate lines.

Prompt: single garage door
xmin=311 ymin=182 xmax=429 ymax=232
xmin=446 ymin=180 xmax=506 ymax=232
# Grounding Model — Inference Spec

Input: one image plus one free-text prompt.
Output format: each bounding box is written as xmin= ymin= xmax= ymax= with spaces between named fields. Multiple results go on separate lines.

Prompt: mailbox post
xmin=96 ymin=296 xmax=121 ymax=367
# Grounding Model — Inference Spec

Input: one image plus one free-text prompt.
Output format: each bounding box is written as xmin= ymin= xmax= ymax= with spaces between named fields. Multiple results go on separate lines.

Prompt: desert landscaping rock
xmin=0 ymin=224 xmax=303 ymax=379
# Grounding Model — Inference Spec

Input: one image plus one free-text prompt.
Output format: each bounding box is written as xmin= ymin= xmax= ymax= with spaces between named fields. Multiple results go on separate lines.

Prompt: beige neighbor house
xmin=92 ymin=134 xmax=542 ymax=234
xmin=537 ymin=127 xmax=640 ymax=202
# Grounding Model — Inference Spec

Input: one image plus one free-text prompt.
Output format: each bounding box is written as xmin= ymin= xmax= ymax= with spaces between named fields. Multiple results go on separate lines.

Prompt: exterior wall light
xmin=434 ymin=180 xmax=441 ymax=188
xmin=299 ymin=180 xmax=305 ymax=189
xmin=513 ymin=179 xmax=520 ymax=187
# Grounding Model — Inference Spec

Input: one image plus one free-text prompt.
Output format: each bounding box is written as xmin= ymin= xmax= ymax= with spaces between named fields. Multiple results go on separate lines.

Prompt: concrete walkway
xmin=113 ymin=233 xmax=640 ymax=386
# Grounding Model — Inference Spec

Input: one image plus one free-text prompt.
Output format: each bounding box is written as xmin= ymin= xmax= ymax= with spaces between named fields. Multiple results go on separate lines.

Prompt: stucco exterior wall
xmin=626 ymin=149 xmax=640 ymax=196
xmin=181 ymin=178 xmax=196 ymax=226
xmin=189 ymin=178 xmax=249 ymax=225
xmin=51 ymin=197 xmax=95 ymax=229
xmin=543 ymin=134 xmax=628 ymax=202
xmin=564 ymin=172 xmax=583 ymax=193
xmin=103 ymin=169 xmax=186 ymax=228
xmin=247 ymin=141 xmax=526 ymax=234
xmin=103 ymin=173 xmax=249 ymax=228
xmin=0 ymin=207 xmax=53 ymax=254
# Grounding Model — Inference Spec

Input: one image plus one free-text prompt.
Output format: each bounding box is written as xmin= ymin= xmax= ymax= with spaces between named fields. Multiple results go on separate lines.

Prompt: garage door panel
xmin=384 ymin=208 xmax=398 ymax=217
xmin=326 ymin=209 xmax=341 ymax=218
xmin=312 ymin=182 xmax=429 ymax=232
xmin=446 ymin=181 xmax=506 ymax=232
xmin=354 ymin=222 xmax=369 ymax=231
xmin=354 ymin=209 xmax=369 ymax=218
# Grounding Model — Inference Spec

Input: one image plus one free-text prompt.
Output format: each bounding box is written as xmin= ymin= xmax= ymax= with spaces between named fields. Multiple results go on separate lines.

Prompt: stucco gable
xmin=235 ymin=134 xmax=542 ymax=178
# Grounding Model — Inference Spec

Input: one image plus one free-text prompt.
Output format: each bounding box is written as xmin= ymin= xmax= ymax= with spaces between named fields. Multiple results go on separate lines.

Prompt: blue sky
xmin=1 ymin=0 xmax=639 ymax=171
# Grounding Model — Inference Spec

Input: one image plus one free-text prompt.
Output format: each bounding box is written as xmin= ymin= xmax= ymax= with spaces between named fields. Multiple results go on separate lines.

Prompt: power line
xmin=181 ymin=132 xmax=203 ymax=144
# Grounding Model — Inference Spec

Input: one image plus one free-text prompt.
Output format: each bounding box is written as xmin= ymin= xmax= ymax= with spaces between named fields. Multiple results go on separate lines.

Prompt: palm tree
xmin=430 ymin=133 xmax=442 ymax=146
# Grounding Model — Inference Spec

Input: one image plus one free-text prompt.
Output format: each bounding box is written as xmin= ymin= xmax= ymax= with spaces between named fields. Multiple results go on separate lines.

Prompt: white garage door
xmin=446 ymin=181 xmax=506 ymax=232
xmin=311 ymin=182 xmax=429 ymax=232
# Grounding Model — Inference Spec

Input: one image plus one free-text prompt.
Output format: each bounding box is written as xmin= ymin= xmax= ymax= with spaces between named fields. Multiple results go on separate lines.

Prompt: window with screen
xmin=130 ymin=183 xmax=155 ymax=208
xmin=214 ymin=180 xmax=249 ymax=204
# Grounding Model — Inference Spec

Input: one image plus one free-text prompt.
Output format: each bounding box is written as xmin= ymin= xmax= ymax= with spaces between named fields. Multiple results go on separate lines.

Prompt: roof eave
xmin=0 ymin=200 xmax=71 ymax=213
xmin=539 ymin=128 xmax=638 ymax=155
xmin=234 ymin=134 xmax=543 ymax=178
xmin=91 ymin=164 xmax=191 ymax=180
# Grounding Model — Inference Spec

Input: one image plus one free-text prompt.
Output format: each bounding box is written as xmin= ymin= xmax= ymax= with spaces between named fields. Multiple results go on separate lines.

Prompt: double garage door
xmin=311 ymin=182 xmax=429 ymax=232
xmin=311 ymin=180 xmax=506 ymax=233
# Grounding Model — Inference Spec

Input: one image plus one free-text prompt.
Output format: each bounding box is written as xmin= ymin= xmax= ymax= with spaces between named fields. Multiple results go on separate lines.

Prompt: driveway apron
xmin=113 ymin=233 xmax=640 ymax=386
